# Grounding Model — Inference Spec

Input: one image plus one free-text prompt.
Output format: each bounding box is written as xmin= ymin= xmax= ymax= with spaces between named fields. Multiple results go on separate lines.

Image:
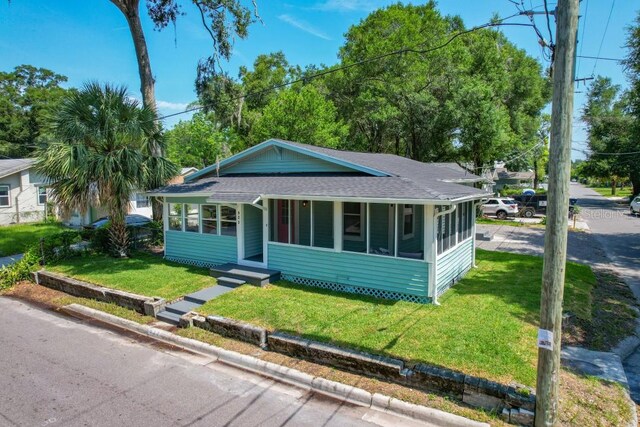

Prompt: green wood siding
xmin=436 ymin=238 xmax=473 ymax=295
xmin=268 ymin=244 xmax=429 ymax=297
xmin=243 ymin=205 xmax=262 ymax=258
xmin=222 ymin=146 xmax=354 ymax=175
xmin=165 ymin=230 xmax=237 ymax=266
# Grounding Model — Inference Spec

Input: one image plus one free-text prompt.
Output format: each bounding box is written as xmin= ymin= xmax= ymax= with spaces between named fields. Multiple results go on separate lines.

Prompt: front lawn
xmin=48 ymin=252 xmax=216 ymax=301
xmin=197 ymin=250 xmax=596 ymax=387
xmin=590 ymin=186 xmax=634 ymax=199
xmin=0 ymin=222 xmax=68 ymax=256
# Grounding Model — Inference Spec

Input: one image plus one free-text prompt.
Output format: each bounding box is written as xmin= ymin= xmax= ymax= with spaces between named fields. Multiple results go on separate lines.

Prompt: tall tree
xmin=0 ymin=65 xmax=71 ymax=157
xmin=36 ymin=83 xmax=177 ymax=257
xmin=109 ymin=0 xmax=257 ymax=111
xmin=249 ymin=85 xmax=348 ymax=148
xmin=623 ymin=11 xmax=640 ymax=196
xmin=581 ymin=77 xmax=634 ymax=195
xmin=166 ymin=112 xmax=239 ymax=168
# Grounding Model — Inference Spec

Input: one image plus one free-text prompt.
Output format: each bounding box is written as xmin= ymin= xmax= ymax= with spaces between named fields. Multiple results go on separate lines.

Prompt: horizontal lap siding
xmin=224 ymin=148 xmax=353 ymax=174
xmin=268 ymin=244 xmax=428 ymax=296
xmin=165 ymin=231 xmax=237 ymax=265
xmin=436 ymin=238 xmax=473 ymax=295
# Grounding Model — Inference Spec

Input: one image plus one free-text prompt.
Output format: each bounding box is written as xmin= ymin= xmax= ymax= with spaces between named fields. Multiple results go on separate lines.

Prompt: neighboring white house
xmin=0 ymin=159 xmax=49 ymax=226
xmin=64 ymin=166 xmax=199 ymax=226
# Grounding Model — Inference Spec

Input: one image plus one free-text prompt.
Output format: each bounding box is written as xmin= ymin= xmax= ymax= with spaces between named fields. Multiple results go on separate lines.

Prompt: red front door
xmin=276 ymin=200 xmax=295 ymax=243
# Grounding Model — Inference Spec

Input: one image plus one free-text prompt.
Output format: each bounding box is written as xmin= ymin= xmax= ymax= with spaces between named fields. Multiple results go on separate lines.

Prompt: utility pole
xmin=535 ymin=0 xmax=579 ymax=425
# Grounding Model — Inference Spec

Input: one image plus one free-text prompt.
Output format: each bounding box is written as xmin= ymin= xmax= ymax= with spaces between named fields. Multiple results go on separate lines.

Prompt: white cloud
xmin=313 ymin=0 xmax=381 ymax=12
xmin=156 ymin=100 xmax=190 ymax=111
xmin=278 ymin=14 xmax=332 ymax=40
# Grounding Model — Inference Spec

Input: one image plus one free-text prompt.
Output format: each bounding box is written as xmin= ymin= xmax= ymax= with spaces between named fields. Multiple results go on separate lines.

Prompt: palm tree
xmin=37 ymin=82 xmax=177 ymax=257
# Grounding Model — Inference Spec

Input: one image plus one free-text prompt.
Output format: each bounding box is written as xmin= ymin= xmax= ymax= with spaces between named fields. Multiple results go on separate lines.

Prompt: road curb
xmin=62 ymin=303 xmax=488 ymax=427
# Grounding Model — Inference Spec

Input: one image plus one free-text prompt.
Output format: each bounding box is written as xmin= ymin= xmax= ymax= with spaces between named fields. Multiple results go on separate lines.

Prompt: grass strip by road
xmin=0 ymin=222 xmax=69 ymax=257
xmin=589 ymin=186 xmax=634 ymax=199
xmin=197 ymin=249 xmax=595 ymax=388
xmin=48 ymin=251 xmax=217 ymax=301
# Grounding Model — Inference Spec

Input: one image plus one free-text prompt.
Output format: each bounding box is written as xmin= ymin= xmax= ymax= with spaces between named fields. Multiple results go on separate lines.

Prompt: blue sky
xmin=1 ymin=0 xmax=637 ymax=160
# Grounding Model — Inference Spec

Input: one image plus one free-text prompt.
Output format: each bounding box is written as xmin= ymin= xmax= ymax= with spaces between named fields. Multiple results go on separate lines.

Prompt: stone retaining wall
xmin=190 ymin=317 xmax=535 ymax=425
xmin=32 ymin=270 xmax=165 ymax=315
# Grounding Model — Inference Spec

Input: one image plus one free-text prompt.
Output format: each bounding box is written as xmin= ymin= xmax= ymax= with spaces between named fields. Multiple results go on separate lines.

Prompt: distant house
xmin=150 ymin=139 xmax=490 ymax=304
xmin=0 ymin=159 xmax=49 ymax=226
xmin=64 ymin=167 xmax=199 ymax=226
xmin=491 ymin=167 xmax=535 ymax=192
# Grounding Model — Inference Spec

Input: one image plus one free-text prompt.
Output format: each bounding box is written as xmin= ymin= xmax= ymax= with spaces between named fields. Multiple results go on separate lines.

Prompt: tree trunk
xmin=108 ymin=217 xmax=130 ymax=258
xmin=631 ymin=172 xmax=640 ymax=198
xmin=110 ymin=0 xmax=164 ymax=221
xmin=533 ymin=158 xmax=540 ymax=190
xmin=611 ymin=178 xmax=617 ymax=196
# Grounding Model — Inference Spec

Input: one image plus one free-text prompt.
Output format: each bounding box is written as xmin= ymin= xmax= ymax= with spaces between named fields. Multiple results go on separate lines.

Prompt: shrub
xmin=0 ymin=229 xmax=82 ymax=289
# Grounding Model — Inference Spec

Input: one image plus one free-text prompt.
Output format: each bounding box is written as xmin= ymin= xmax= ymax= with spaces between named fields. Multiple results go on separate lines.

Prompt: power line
xmin=157 ymin=13 xmax=532 ymax=122
xmin=575 ymin=0 xmax=589 ymax=77
xmin=591 ymin=0 xmax=616 ymax=76
xmin=572 ymin=147 xmax=640 ymax=156
xmin=543 ymin=0 xmax=555 ymax=46
xmin=577 ymin=54 xmax=622 ymax=62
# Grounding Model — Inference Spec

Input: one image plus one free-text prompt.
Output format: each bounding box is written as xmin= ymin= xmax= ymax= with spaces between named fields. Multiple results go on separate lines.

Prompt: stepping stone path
xmin=156 ymin=264 xmax=280 ymax=325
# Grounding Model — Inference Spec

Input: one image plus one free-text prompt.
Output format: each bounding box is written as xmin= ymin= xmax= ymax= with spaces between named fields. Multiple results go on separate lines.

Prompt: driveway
xmin=0 ymin=297 xmax=431 ymax=427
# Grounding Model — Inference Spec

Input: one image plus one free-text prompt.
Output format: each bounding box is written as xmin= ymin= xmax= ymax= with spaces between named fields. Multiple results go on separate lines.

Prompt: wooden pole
xmin=535 ymin=0 xmax=579 ymax=425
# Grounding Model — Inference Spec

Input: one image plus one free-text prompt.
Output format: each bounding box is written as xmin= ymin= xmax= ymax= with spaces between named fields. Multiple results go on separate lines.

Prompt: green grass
xmin=589 ymin=186 xmax=634 ymax=198
xmin=197 ymin=250 xmax=595 ymax=387
xmin=0 ymin=222 xmax=68 ymax=257
xmin=55 ymin=296 xmax=156 ymax=324
xmin=48 ymin=251 xmax=217 ymax=301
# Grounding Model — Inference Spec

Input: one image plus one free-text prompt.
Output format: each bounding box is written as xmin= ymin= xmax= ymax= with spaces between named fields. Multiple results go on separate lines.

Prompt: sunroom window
xmin=185 ymin=204 xmax=199 ymax=232
xmin=220 ymin=206 xmax=237 ymax=236
xmin=168 ymin=203 xmax=182 ymax=231
xmin=201 ymin=205 xmax=217 ymax=234
xmin=343 ymin=202 xmax=366 ymax=252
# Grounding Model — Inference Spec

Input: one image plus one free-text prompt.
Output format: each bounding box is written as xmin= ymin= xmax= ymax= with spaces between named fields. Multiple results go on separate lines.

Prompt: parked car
xmin=481 ymin=198 xmax=519 ymax=219
xmin=631 ymin=196 xmax=640 ymax=216
xmin=84 ymin=214 xmax=152 ymax=229
xmin=511 ymin=194 xmax=578 ymax=218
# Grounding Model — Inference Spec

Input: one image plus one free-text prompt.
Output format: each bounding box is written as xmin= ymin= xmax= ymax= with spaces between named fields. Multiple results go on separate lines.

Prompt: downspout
xmin=472 ymin=200 xmax=482 ymax=268
xmin=431 ymin=204 xmax=457 ymax=305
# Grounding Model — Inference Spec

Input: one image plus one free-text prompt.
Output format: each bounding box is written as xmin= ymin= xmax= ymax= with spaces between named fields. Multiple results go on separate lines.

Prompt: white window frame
xmin=167 ymin=203 xmax=184 ymax=231
xmin=402 ymin=204 xmax=415 ymax=240
xmin=220 ymin=204 xmax=238 ymax=236
xmin=201 ymin=204 xmax=219 ymax=235
xmin=135 ymin=193 xmax=150 ymax=208
xmin=343 ymin=202 xmax=365 ymax=242
xmin=0 ymin=184 xmax=10 ymax=207
xmin=37 ymin=186 xmax=47 ymax=206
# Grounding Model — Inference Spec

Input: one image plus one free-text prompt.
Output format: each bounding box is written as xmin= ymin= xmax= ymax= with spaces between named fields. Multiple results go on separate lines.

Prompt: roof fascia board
xmin=185 ymin=139 xmax=390 ymax=182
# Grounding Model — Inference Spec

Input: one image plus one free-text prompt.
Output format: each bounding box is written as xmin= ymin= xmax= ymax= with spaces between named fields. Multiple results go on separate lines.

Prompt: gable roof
xmin=153 ymin=139 xmax=489 ymax=203
xmin=0 ymin=158 xmax=35 ymax=180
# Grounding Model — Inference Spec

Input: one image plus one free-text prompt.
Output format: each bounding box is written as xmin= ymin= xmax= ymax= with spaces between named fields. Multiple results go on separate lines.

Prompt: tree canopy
xmin=36 ymin=82 xmax=177 ymax=256
xmin=0 ymin=65 xmax=72 ymax=158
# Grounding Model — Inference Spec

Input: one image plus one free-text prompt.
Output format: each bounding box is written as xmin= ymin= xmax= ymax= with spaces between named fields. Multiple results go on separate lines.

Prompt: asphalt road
xmin=0 ymin=297 xmax=432 ymax=427
xmin=569 ymin=183 xmax=640 ymax=297
xmin=569 ymin=183 xmax=640 ymax=402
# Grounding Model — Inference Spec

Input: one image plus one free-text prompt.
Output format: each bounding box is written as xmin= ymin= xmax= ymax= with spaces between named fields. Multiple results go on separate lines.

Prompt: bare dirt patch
xmin=563 ymin=268 xmax=639 ymax=351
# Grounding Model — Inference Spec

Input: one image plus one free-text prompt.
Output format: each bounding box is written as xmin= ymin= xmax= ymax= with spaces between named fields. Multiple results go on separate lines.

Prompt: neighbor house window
xmin=37 ymin=186 xmax=47 ymax=205
xmin=402 ymin=204 xmax=414 ymax=239
xmin=135 ymin=194 xmax=149 ymax=208
xmin=201 ymin=205 xmax=217 ymax=234
xmin=0 ymin=185 xmax=9 ymax=207
xmin=168 ymin=203 xmax=182 ymax=231
xmin=185 ymin=204 xmax=199 ymax=232
xmin=220 ymin=206 xmax=237 ymax=236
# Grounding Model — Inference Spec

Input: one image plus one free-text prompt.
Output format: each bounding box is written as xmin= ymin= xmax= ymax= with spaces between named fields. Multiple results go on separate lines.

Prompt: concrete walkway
xmin=157 ymin=282 xmax=241 ymax=324
xmin=0 ymin=253 xmax=23 ymax=268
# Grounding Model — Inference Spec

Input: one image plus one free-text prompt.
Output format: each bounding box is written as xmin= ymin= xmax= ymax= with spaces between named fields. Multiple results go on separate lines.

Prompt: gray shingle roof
xmin=152 ymin=140 xmax=490 ymax=202
xmin=0 ymin=158 xmax=35 ymax=179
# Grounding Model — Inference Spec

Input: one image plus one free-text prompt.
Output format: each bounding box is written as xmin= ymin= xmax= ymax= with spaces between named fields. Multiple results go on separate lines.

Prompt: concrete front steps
xmin=210 ymin=263 xmax=281 ymax=287
xmin=157 ymin=264 xmax=280 ymax=325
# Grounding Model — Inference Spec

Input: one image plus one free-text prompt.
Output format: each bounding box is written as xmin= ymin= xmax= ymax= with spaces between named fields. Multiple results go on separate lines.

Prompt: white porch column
xmin=334 ymin=201 xmax=342 ymax=252
xmin=263 ymin=198 xmax=269 ymax=265
xmin=424 ymin=205 xmax=437 ymax=300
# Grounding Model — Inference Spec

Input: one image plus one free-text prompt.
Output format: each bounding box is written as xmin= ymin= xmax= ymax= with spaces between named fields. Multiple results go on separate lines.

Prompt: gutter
xmin=431 ymin=204 xmax=457 ymax=305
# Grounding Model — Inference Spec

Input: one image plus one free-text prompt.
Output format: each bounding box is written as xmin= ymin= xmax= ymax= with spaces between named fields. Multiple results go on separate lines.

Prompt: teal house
xmin=150 ymin=139 xmax=489 ymax=304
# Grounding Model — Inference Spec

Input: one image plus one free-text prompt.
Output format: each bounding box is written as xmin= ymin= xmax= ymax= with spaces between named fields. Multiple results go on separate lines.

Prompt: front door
xmin=239 ymin=204 xmax=266 ymax=267
xmin=276 ymin=200 xmax=295 ymax=243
